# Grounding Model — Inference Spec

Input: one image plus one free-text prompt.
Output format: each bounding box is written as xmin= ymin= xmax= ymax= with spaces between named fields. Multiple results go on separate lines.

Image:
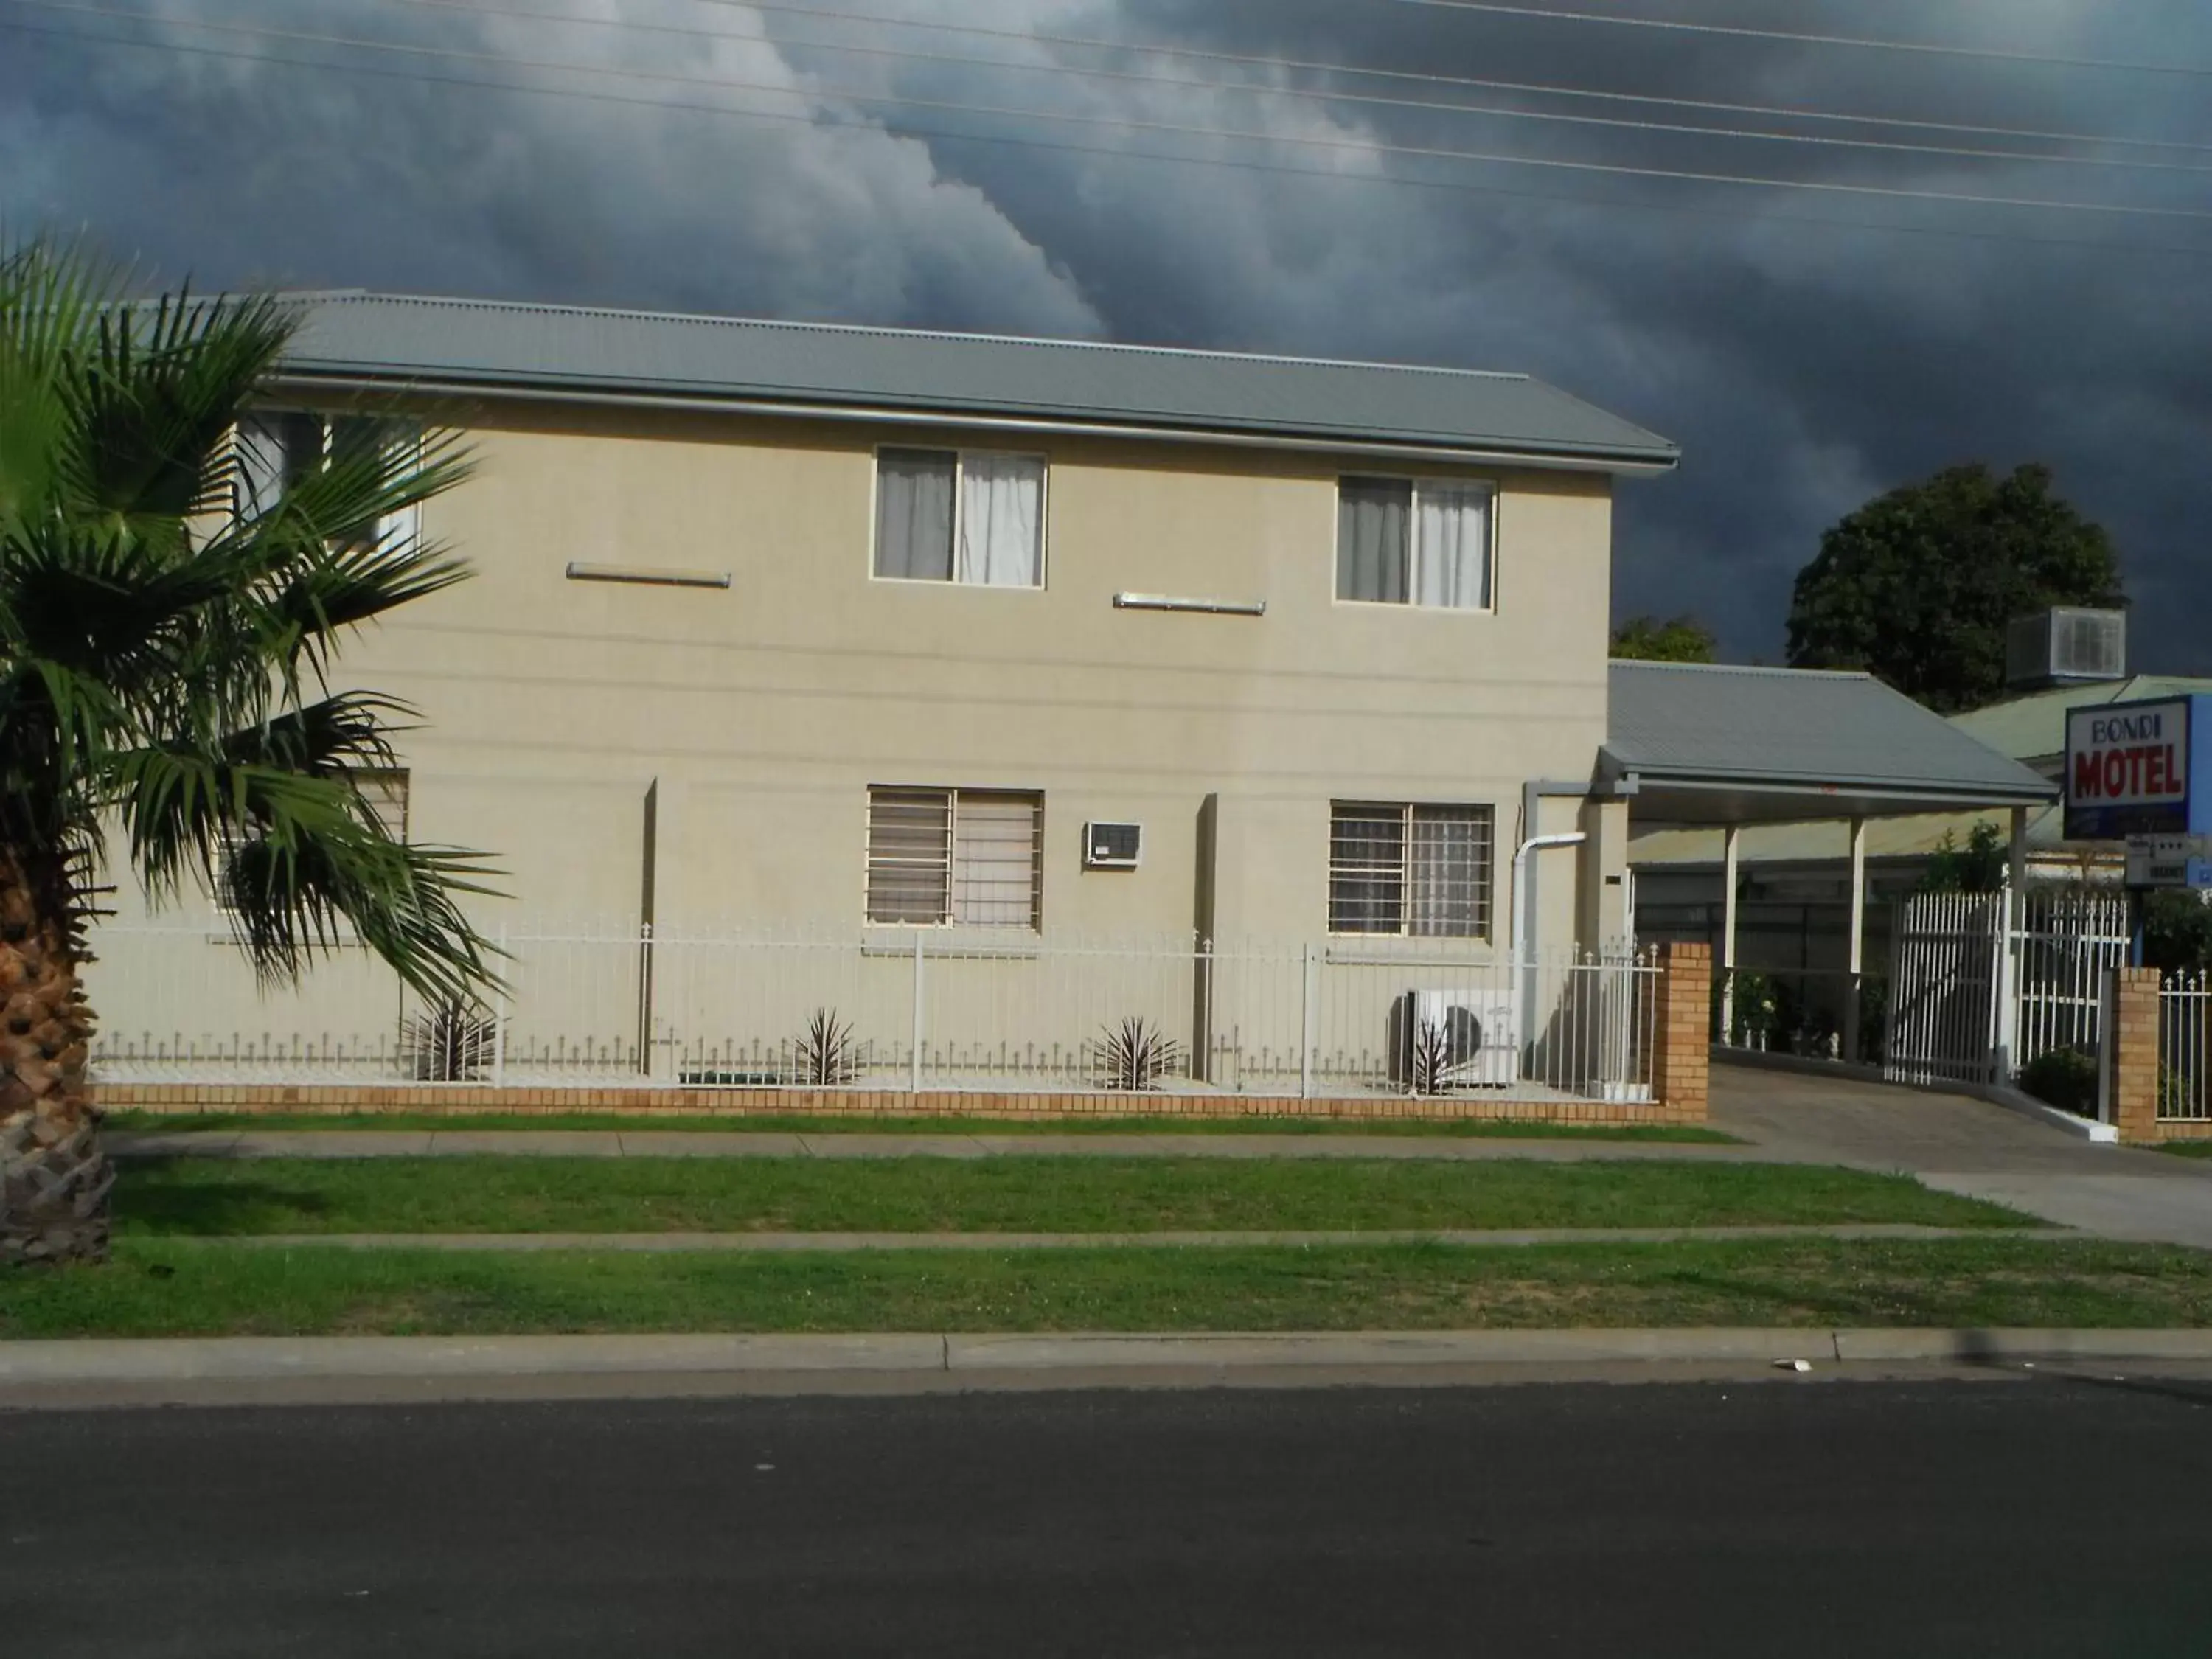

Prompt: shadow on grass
xmin=111 ymin=1159 xmax=335 ymax=1237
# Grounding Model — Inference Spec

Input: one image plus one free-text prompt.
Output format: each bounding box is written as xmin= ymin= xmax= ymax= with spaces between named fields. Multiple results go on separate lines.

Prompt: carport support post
xmin=1994 ymin=805 xmax=2029 ymax=1084
xmin=1718 ymin=824 xmax=1742 ymax=1043
xmin=1843 ymin=816 xmax=1867 ymax=1064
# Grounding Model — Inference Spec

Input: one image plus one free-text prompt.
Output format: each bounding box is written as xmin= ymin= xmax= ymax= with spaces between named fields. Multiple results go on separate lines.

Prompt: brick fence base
xmin=90 ymin=1082 xmax=1707 ymax=1127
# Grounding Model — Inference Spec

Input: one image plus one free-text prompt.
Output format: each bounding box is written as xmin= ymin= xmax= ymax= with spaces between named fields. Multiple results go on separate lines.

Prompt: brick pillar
xmin=1652 ymin=941 xmax=1713 ymax=1119
xmin=2108 ymin=966 xmax=2163 ymax=1144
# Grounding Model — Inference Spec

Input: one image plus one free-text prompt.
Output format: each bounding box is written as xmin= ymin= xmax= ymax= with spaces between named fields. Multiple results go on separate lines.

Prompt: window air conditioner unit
xmin=1389 ymin=987 xmax=1520 ymax=1089
xmin=1084 ymin=821 xmax=1144 ymax=869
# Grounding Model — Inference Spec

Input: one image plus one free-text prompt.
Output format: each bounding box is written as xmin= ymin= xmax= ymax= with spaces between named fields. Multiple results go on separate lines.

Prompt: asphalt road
xmin=8 ymin=1378 xmax=2212 ymax=1657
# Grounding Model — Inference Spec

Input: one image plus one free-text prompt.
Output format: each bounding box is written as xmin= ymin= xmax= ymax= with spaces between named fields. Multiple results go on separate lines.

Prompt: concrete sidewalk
xmin=198 ymin=1222 xmax=2060 ymax=1253
xmin=6 ymin=1326 xmax=2211 ymax=1409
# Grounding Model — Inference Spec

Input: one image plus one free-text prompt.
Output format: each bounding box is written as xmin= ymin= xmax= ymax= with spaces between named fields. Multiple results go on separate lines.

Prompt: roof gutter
xmin=267 ymin=369 xmax=1682 ymax=478
xmin=1616 ymin=772 xmax=2056 ymax=807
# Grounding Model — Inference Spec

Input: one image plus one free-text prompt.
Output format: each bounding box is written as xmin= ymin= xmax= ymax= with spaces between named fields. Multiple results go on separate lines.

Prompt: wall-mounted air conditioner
xmin=1083 ymin=821 xmax=1144 ymax=870
xmin=1388 ymin=987 xmax=1520 ymax=1089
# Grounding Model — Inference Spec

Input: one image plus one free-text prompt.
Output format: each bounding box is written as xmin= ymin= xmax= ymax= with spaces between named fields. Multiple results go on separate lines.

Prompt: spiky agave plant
xmin=0 ymin=237 xmax=499 ymax=1263
xmin=401 ymin=998 xmax=501 ymax=1083
xmin=796 ymin=1007 xmax=859 ymax=1086
xmin=1409 ymin=1018 xmax=1456 ymax=1097
xmin=1099 ymin=1016 xmax=1185 ymax=1092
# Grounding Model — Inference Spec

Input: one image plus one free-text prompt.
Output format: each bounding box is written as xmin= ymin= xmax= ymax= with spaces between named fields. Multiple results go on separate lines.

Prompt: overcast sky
xmin=7 ymin=0 xmax=2210 ymax=669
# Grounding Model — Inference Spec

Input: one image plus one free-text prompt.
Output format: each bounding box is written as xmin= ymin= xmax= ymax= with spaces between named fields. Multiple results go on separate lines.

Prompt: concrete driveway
xmin=1713 ymin=1061 xmax=2212 ymax=1248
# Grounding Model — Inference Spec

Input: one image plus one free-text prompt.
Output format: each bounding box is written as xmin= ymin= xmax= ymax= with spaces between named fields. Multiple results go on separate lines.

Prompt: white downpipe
xmin=1514 ymin=831 xmax=1587 ymax=1051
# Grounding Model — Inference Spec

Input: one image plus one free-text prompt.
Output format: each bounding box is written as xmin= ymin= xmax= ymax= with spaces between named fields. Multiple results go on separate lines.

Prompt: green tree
xmin=0 ymin=240 xmax=498 ymax=1265
xmin=1786 ymin=463 xmax=2124 ymax=712
xmin=1610 ymin=613 xmax=1718 ymax=663
xmin=1920 ymin=822 xmax=2008 ymax=894
xmin=2143 ymin=892 xmax=2212 ymax=975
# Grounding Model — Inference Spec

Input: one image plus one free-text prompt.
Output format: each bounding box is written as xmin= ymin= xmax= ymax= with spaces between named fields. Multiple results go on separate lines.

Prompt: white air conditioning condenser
xmin=1391 ymin=987 xmax=1520 ymax=1088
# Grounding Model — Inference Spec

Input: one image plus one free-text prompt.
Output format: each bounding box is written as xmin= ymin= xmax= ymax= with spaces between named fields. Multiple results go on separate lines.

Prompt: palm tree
xmin=0 ymin=238 xmax=498 ymax=1265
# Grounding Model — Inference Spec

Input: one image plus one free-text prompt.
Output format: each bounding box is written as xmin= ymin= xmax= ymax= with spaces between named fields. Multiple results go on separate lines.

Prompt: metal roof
xmin=1948 ymin=674 xmax=2212 ymax=763
xmin=1604 ymin=661 xmax=2056 ymax=826
xmin=273 ymin=291 xmax=1679 ymax=471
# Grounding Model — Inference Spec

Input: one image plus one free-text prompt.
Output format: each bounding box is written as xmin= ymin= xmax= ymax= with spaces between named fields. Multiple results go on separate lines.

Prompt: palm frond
xmin=1 ymin=232 xmax=498 ymax=1004
xmin=111 ymin=751 xmax=501 ymax=1003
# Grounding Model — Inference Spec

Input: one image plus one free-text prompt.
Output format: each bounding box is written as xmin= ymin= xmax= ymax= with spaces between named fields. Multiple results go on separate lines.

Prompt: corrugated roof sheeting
xmin=1606 ymin=661 xmax=2054 ymax=799
xmin=1949 ymin=675 xmax=2212 ymax=763
xmin=277 ymin=292 xmax=1678 ymax=467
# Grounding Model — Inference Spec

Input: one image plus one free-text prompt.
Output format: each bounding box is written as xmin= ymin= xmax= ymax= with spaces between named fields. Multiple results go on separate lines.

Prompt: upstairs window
xmin=1336 ymin=476 xmax=1493 ymax=610
xmin=234 ymin=410 xmax=421 ymax=551
xmin=874 ymin=448 xmax=1046 ymax=588
xmin=1329 ymin=802 xmax=1495 ymax=939
xmin=866 ymin=787 xmax=1044 ymax=929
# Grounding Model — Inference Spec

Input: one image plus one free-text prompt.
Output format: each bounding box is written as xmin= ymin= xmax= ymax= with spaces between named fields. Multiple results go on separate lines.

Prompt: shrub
xmin=1099 ymin=1017 xmax=1184 ymax=1091
xmin=2020 ymin=1047 xmax=2100 ymax=1118
xmin=402 ymin=998 xmax=500 ymax=1082
xmin=796 ymin=1008 xmax=860 ymax=1086
xmin=1409 ymin=1018 xmax=1455 ymax=1096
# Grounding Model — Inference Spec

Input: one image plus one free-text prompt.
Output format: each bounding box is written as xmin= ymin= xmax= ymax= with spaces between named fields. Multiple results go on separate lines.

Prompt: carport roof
xmin=1604 ymin=662 xmax=2056 ymax=827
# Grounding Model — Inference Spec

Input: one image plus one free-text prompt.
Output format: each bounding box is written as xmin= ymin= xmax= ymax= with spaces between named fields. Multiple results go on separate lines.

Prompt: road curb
xmin=6 ymin=1326 xmax=2212 ymax=1388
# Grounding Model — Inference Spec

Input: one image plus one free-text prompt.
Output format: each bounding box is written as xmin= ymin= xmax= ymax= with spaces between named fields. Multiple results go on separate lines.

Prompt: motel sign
xmin=2065 ymin=695 xmax=2212 ymax=841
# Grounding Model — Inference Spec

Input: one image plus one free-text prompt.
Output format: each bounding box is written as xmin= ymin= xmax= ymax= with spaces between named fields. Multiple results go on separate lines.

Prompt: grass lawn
xmin=2157 ymin=1142 xmax=2212 ymax=1158
xmin=103 ymin=1110 xmax=1736 ymax=1143
xmin=108 ymin=1156 xmax=2031 ymax=1237
xmin=3 ymin=1238 xmax=2206 ymax=1338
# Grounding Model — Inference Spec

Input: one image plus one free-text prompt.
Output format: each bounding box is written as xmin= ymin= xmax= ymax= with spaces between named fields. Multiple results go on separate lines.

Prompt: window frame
xmin=231 ymin=408 xmax=424 ymax=552
xmin=867 ymin=444 xmax=1051 ymax=592
xmin=1326 ymin=800 xmax=1496 ymax=942
xmin=865 ymin=785 xmax=1046 ymax=931
xmin=1331 ymin=473 xmax=1498 ymax=615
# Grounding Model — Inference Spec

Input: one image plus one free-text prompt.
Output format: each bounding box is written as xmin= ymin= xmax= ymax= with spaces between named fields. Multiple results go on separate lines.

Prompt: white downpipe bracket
xmin=1514 ymin=831 xmax=1587 ymax=1051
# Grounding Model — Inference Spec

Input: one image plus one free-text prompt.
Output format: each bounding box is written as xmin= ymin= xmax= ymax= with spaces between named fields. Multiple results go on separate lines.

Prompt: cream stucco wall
xmin=292 ymin=400 xmax=1622 ymax=958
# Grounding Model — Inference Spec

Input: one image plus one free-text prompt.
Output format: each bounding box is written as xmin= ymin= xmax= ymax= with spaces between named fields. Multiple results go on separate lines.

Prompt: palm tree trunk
xmin=0 ymin=849 xmax=108 ymax=1265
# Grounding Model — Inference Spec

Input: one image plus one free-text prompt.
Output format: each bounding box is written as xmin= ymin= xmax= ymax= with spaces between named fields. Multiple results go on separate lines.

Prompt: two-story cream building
xmin=95 ymin=293 xmax=1688 ymax=1102
xmin=263 ymin=293 xmax=1674 ymax=947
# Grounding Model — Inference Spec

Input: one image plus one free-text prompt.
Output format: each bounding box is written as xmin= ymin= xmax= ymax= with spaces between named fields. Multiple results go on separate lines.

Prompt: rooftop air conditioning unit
xmin=1083 ymin=821 xmax=1144 ymax=870
xmin=1389 ymin=987 xmax=1520 ymax=1090
xmin=2006 ymin=608 xmax=2126 ymax=690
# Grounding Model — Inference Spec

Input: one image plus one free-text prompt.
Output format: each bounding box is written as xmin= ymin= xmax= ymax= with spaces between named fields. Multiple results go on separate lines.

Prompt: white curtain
xmin=232 ymin=413 xmax=304 ymax=521
xmin=1415 ymin=484 xmax=1492 ymax=611
xmin=956 ymin=454 xmax=1045 ymax=588
xmin=875 ymin=449 xmax=956 ymax=580
xmin=1336 ymin=478 xmax=1412 ymax=603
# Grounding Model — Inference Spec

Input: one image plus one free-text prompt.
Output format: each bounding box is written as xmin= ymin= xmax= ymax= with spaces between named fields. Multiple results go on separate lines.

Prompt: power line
xmin=1381 ymin=0 xmax=2212 ymax=78
xmin=13 ymin=0 xmax=2212 ymax=222
xmin=10 ymin=13 xmax=2212 ymax=264
xmin=358 ymin=0 xmax=2212 ymax=177
xmin=714 ymin=0 xmax=2212 ymax=157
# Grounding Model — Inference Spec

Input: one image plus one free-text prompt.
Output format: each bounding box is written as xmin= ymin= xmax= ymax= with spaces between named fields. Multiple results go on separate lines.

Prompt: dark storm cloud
xmin=6 ymin=0 xmax=2211 ymax=669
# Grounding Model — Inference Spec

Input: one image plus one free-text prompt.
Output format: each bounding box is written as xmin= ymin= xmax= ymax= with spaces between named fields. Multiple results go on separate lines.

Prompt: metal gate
xmin=1884 ymin=892 xmax=2004 ymax=1086
xmin=1884 ymin=888 xmax=2132 ymax=1088
xmin=2014 ymin=889 xmax=2131 ymax=1070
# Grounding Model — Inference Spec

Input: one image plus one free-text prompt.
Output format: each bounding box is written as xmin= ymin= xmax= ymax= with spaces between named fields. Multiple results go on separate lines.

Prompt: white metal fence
xmin=2158 ymin=973 xmax=2212 ymax=1123
xmin=86 ymin=919 xmax=1661 ymax=1103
